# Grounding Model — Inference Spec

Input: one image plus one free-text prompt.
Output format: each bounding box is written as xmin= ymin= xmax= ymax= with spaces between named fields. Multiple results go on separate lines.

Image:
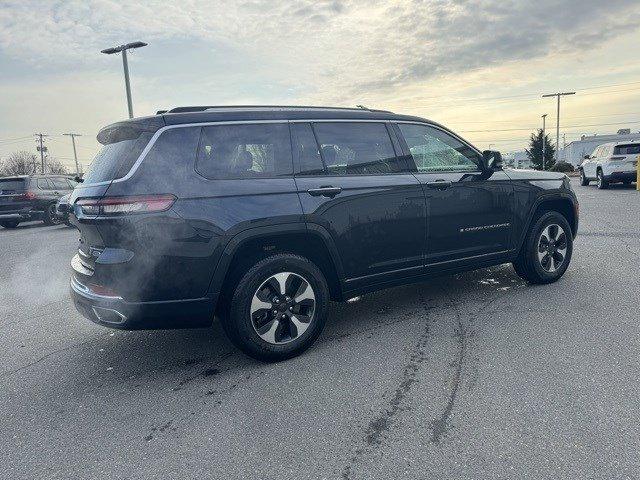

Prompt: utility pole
xmin=541 ymin=114 xmax=547 ymax=170
xmin=101 ymin=41 xmax=148 ymax=118
xmin=63 ymin=133 xmax=82 ymax=175
xmin=542 ymin=92 xmax=575 ymax=162
xmin=34 ymin=133 xmax=48 ymax=173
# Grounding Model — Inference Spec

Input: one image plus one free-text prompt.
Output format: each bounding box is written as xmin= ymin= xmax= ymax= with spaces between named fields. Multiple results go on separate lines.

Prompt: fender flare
xmin=207 ymin=222 xmax=345 ymax=295
xmin=515 ymin=192 xmax=578 ymax=253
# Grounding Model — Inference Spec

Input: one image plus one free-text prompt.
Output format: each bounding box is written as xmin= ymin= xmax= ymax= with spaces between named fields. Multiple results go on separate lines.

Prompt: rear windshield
xmin=614 ymin=144 xmax=640 ymax=155
xmin=83 ymin=124 xmax=156 ymax=184
xmin=0 ymin=178 xmax=26 ymax=193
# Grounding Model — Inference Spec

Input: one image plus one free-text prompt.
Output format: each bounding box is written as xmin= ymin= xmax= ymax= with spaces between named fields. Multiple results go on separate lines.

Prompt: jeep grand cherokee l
xmin=69 ymin=106 xmax=578 ymax=361
xmin=0 ymin=175 xmax=77 ymax=228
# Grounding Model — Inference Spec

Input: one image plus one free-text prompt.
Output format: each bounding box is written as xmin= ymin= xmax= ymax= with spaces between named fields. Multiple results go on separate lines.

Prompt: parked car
xmin=579 ymin=141 xmax=639 ymax=188
xmin=0 ymin=175 xmax=77 ymax=228
xmin=55 ymin=193 xmax=73 ymax=226
xmin=69 ymin=106 xmax=579 ymax=361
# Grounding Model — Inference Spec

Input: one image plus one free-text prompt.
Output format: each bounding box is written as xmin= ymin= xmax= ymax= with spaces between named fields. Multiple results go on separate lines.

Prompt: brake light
xmin=76 ymin=194 xmax=176 ymax=216
xmin=18 ymin=191 xmax=36 ymax=200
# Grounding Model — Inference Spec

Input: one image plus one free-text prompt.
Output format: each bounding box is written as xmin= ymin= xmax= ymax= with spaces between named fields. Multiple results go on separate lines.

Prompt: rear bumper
xmin=604 ymin=171 xmax=637 ymax=183
xmin=70 ymin=275 xmax=216 ymax=330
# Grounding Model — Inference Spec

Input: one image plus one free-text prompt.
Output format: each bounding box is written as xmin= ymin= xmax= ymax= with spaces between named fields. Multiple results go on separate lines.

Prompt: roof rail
xmin=163 ymin=105 xmax=392 ymax=114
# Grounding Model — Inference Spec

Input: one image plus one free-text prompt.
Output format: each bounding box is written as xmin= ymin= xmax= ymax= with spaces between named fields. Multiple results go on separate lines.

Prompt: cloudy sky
xmin=1 ymin=0 xmax=640 ymax=171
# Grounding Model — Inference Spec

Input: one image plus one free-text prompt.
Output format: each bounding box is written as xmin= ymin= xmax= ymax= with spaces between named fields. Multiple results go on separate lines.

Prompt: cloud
xmin=1 ymin=0 xmax=639 ymax=102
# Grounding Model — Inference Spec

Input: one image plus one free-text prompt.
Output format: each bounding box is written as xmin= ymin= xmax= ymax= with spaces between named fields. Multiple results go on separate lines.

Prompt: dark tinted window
xmin=614 ymin=144 xmax=640 ymax=155
xmin=140 ymin=127 xmax=200 ymax=181
xmin=50 ymin=178 xmax=71 ymax=190
xmin=399 ymin=123 xmax=480 ymax=172
xmin=312 ymin=122 xmax=401 ymax=175
xmin=0 ymin=178 xmax=26 ymax=193
xmin=196 ymin=123 xmax=292 ymax=179
xmin=84 ymin=125 xmax=155 ymax=184
xmin=291 ymin=123 xmax=324 ymax=175
xmin=37 ymin=178 xmax=52 ymax=189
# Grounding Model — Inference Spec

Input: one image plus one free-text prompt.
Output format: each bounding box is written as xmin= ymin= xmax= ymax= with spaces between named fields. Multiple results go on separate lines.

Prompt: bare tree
xmin=0 ymin=151 xmax=38 ymax=176
xmin=46 ymin=159 xmax=69 ymax=174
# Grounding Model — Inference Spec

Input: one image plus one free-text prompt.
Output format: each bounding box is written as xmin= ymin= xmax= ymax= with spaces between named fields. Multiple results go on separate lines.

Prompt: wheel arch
xmin=210 ymin=223 xmax=345 ymax=308
xmin=516 ymin=194 xmax=578 ymax=253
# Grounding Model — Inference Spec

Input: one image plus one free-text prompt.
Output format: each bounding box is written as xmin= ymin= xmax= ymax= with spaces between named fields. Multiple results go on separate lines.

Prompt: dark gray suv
xmin=69 ymin=106 xmax=578 ymax=361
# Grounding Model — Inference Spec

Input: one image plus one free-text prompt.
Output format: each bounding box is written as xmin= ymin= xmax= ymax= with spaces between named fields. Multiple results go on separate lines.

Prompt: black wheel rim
xmin=250 ymin=272 xmax=316 ymax=345
xmin=49 ymin=204 xmax=61 ymax=224
xmin=537 ymin=224 xmax=567 ymax=273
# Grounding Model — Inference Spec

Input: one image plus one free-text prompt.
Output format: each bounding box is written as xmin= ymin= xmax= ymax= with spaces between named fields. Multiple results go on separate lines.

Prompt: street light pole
xmin=63 ymin=133 xmax=82 ymax=175
xmin=542 ymin=92 xmax=575 ymax=163
xmin=101 ymin=41 xmax=148 ymax=119
xmin=541 ymin=114 xmax=547 ymax=170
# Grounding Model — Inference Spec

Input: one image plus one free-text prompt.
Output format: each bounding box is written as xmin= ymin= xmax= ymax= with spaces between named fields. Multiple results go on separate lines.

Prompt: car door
xmin=587 ymin=147 xmax=601 ymax=177
xmin=292 ymin=121 xmax=426 ymax=291
xmin=394 ymin=122 xmax=514 ymax=270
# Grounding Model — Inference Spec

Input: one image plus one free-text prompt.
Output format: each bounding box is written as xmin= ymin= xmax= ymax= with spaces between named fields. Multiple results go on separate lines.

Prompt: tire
xmin=513 ymin=211 xmax=573 ymax=285
xmin=579 ymin=169 xmax=589 ymax=186
xmin=43 ymin=203 xmax=62 ymax=226
xmin=224 ymin=254 xmax=330 ymax=362
xmin=596 ymin=169 xmax=608 ymax=190
xmin=0 ymin=220 xmax=20 ymax=229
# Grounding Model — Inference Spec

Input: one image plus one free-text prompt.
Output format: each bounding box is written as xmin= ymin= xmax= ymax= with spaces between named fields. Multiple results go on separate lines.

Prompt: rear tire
xmin=596 ymin=169 xmax=608 ymax=189
xmin=579 ymin=169 xmax=589 ymax=186
xmin=0 ymin=220 xmax=20 ymax=229
xmin=43 ymin=203 xmax=61 ymax=226
xmin=224 ymin=253 xmax=329 ymax=362
xmin=513 ymin=211 xmax=573 ymax=285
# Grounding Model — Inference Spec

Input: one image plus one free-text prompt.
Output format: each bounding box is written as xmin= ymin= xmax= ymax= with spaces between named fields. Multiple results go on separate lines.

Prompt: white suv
xmin=579 ymin=141 xmax=639 ymax=189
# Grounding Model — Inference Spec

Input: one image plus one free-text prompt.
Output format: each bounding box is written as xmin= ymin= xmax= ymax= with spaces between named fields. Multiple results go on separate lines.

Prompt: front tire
xmin=513 ymin=211 xmax=573 ymax=285
xmin=596 ymin=169 xmax=608 ymax=189
xmin=224 ymin=254 xmax=329 ymax=362
xmin=0 ymin=220 xmax=20 ymax=229
xmin=579 ymin=169 xmax=589 ymax=186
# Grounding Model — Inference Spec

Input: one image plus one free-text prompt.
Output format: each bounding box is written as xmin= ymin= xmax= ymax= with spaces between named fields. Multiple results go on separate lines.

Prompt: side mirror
xmin=482 ymin=150 xmax=503 ymax=170
xmin=74 ymin=175 xmax=84 ymax=183
xmin=583 ymin=154 xmax=590 ymax=160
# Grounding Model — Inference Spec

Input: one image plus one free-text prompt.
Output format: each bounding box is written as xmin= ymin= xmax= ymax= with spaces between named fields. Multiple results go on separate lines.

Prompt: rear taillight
xmin=76 ymin=194 xmax=176 ymax=216
xmin=18 ymin=191 xmax=36 ymax=200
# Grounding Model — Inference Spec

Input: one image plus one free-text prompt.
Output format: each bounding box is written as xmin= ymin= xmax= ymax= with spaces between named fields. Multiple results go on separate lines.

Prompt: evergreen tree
xmin=525 ymin=129 xmax=556 ymax=170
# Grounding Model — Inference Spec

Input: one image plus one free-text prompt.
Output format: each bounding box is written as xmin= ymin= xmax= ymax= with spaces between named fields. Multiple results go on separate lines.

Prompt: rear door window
xmin=0 ymin=178 xmax=26 ymax=194
xmin=37 ymin=178 xmax=52 ymax=190
xmin=311 ymin=122 xmax=402 ymax=175
xmin=196 ymin=123 xmax=293 ymax=179
xmin=83 ymin=124 xmax=157 ymax=184
xmin=291 ymin=123 xmax=325 ymax=175
xmin=614 ymin=144 xmax=640 ymax=155
xmin=50 ymin=178 xmax=71 ymax=190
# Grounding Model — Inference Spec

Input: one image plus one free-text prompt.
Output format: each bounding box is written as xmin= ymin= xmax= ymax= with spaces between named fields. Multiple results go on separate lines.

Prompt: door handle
xmin=425 ymin=180 xmax=452 ymax=190
xmin=307 ymin=186 xmax=342 ymax=198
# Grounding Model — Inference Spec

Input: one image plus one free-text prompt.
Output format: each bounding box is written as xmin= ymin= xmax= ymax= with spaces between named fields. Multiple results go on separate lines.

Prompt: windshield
xmin=83 ymin=125 xmax=156 ymax=184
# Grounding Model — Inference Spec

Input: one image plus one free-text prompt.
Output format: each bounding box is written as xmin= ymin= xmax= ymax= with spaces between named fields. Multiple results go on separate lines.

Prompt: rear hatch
xmin=612 ymin=143 xmax=640 ymax=171
xmin=71 ymin=116 xmax=164 ymax=276
xmin=0 ymin=177 xmax=29 ymax=213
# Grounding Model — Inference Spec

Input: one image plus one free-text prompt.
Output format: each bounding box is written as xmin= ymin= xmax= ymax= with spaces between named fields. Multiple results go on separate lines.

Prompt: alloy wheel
xmin=48 ymin=204 xmax=61 ymax=225
xmin=250 ymin=272 xmax=316 ymax=345
xmin=537 ymin=224 xmax=567 ymax=273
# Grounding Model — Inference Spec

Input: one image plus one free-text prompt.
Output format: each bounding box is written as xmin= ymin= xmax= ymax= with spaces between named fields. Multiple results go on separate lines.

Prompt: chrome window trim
xmin=81 ymin=118 xmax=475 ymax=188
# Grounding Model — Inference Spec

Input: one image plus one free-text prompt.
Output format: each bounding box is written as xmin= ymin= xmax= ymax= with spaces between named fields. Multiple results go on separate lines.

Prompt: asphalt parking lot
xmin=1 ymin=178 xmax=639 ymax=479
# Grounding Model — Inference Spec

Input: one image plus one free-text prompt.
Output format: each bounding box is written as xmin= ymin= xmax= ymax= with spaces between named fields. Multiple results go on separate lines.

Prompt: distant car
xmin=0 ymin=175 xmax=77 ymax=228
xmin=579 ymin=141 xmax=639 ymax=189
xmin=56 ymin=193 xmax=73 ymax=226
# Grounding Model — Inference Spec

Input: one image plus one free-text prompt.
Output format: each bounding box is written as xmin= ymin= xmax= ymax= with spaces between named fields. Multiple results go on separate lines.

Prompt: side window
xmin=37 ymin=178 xmax=52 ymax=189
xmin=291 ymin=123 xmax=324 ymax=175
xmin=398 ymin=123 xmax=480 ymax=172
xmin=312 ymin=122 xmax=402 ymax=175
xmin=50 ymin=178 xmax=70 ymax=190
xmin=196 ymin=123 xmax=292 ymax=179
